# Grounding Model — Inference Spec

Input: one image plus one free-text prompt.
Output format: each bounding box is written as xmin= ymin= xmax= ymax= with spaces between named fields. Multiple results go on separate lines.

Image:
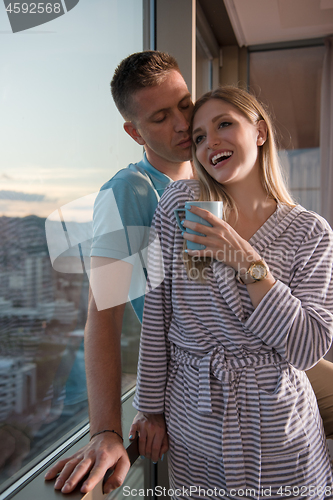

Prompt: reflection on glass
xmin=279 ymin=148 xmax=321 ymax=213
xmin=0 ymin=0 xmax=143 ymax=490
xmin=249 ymin=45 xmax=324 ymax=214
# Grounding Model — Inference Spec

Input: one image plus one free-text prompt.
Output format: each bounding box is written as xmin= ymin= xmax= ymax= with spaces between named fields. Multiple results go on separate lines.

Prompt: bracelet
xmin=90 ymin=429 xmax=123 ymax=442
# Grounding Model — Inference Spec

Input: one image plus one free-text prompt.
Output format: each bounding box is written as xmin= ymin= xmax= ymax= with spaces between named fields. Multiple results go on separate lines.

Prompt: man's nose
xmin=174 ymin=109 xmax=190 ymax=132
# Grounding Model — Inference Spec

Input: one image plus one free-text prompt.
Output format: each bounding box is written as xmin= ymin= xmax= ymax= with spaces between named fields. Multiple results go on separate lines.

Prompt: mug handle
xmin=174 ymin=208 xmax=185 ymax=231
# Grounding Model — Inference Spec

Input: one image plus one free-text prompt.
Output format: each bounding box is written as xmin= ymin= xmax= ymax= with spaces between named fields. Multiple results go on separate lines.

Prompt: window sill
xmin=3 ymin=389 xmax=138 ymax=500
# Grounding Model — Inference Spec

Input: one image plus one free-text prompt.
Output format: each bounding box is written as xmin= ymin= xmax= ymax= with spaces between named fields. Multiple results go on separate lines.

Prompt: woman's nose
xmin=207 ymin=133 xmax=220 ymax=148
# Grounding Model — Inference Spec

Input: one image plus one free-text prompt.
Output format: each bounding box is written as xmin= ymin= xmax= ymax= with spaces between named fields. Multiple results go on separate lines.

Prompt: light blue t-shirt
xmin=90 ymin=154 xmax=172 ymax=321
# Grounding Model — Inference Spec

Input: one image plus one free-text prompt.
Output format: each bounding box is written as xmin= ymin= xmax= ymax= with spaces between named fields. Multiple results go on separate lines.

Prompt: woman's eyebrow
xmin=212 ymin=113 xmax=230 ymax=123
xmin=192 ymin=125 xmax=203 ymax=136
xmin=192 ymin=113 xmax=232 ymax=135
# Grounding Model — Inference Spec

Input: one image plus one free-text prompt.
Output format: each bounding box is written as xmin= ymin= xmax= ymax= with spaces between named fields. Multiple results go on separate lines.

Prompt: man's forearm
xmin=84 ymin=298 xmax=126 ymax=437
xmin=45 ymin=297 xmax=130 ymax=494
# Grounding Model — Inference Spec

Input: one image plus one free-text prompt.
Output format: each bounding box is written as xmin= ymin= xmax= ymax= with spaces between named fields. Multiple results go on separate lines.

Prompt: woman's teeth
xmin=211 ymin=151 xmax=232 ymax=165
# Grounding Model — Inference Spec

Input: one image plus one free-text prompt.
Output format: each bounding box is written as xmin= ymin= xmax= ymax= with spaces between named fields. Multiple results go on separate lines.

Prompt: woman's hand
xmin=182 ymin=206 xmax=260 ymax=273
xmin=129 ymin=412 xmax=168 ymax=463
xmin=182 ymin=206 xmax=276 ymax=308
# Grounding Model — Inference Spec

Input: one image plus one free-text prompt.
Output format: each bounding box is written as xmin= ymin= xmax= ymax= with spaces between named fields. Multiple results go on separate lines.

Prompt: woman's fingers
xmin=137 ymin=426 xmax=148 ymax=458
xmin=160 ymin=433 xmax=169 ymax=458
xmin=182 ymin=214 xmax=257 ymax=269
xmin=129 ymin=412 xmax=167 ymax=463
xmin=187 ymin=205 xmax=216 ymax=221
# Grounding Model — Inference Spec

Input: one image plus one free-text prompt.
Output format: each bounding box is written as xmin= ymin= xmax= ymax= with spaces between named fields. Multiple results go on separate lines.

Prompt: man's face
xmin=129 ymin=70 xmax=193 ymax=168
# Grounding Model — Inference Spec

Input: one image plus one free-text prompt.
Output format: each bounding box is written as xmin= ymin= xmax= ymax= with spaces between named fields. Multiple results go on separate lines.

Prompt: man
xmin=45 ymin=50 xmax=193 ymax=494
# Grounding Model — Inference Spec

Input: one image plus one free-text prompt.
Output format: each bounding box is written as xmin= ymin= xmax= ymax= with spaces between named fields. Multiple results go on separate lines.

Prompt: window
xmin=249 ymin=44 xmax=325 ymax=213
xmin=0 ymin=0 xmax=143 ymax=491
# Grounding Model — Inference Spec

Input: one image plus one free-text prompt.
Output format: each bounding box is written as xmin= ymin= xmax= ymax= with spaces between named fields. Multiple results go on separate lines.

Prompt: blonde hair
xmin=185 ymin=85 xmax=295 ymax=280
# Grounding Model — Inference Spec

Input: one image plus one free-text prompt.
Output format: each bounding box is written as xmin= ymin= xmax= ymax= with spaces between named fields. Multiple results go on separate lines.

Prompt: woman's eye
xmin=194 ymin=135 xmax=204 ymax=145
xmin=218 ymin=121 xmax=231 ymax=129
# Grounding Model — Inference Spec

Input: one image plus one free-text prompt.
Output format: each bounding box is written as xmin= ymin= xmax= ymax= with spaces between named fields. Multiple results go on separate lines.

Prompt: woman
xmin=133 ymin=87 xmax=333 ymax=499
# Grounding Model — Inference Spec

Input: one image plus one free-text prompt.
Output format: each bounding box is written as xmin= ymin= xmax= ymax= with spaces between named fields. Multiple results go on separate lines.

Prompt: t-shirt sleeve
xmin=90 ymin=178 xmax=151 ymax=260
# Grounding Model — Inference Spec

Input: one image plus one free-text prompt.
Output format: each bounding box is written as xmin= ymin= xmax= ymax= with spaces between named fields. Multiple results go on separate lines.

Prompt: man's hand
xmin=44 ymin=432 xmax=130 ymax=494
xmin=129 ymin=412 xmax=168 ymax=463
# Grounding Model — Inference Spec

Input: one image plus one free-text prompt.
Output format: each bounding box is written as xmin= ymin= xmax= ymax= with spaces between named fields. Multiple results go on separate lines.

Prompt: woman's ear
xmin=123 ymin=122 xmax=146 ymax=146
xmin=256 ymin=120 xmax=268 ymax=146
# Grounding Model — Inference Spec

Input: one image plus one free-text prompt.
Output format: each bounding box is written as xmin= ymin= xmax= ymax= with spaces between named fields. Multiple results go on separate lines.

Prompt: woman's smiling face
xmin=192 ymin=99 xmax=267 ymax=188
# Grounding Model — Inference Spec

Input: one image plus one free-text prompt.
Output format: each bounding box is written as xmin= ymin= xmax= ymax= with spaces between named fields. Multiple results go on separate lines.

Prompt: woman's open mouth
xmin=210 ymin=151 xmax=233 ymax=167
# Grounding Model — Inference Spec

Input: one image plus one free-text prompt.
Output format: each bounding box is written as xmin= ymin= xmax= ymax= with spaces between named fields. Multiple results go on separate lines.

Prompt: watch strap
xmin=236 ymin=260 xmax=268 ymax=285
xmin=236 ymin=269 xmax=257 ymax=285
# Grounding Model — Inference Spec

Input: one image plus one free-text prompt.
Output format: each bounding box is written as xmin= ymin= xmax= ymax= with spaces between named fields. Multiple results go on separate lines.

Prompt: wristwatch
xmin=236 ymin=260 xmax=269 ymax=285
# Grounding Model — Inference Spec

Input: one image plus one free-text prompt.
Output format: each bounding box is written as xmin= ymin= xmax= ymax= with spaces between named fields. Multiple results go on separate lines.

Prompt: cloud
xmin=0 ymin=190 xmax=46 ymax=202
xmin=0 ymin=173 xmax=12 ymax=180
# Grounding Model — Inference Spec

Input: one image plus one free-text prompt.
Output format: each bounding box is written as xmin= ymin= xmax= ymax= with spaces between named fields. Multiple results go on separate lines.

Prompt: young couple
xmin=46 ymin=51 xmax=333 ymax=499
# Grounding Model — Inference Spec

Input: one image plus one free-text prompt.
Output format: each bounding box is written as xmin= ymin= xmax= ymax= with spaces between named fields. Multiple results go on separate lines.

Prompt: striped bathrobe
xmin=133 ymin=179 xmax=333 ymax=500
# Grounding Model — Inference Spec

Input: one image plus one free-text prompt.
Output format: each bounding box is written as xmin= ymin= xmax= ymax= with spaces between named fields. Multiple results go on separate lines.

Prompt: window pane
xmin=0 ymin=0 xmax=142 ymax=490
xmin=249 ymin=46 xmax=325 ymax=212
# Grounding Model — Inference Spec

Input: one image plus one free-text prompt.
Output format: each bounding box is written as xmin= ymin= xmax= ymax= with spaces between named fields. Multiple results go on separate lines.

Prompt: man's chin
xmin=175 ymin=147 xmax=192 ymax=162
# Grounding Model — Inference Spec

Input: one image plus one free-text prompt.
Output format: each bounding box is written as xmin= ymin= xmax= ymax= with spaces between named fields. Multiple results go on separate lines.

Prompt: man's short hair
xmin=111 ymin=50 xmax=180 ymax=120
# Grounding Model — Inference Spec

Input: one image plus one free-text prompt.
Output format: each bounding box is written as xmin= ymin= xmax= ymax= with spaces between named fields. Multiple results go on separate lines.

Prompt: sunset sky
xmin=0 ymin=0 xmax=143 ymax=220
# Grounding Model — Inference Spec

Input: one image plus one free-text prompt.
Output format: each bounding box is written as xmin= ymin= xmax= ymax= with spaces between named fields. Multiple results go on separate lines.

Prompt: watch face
xmin=251 ymin=264 xmax=267 ymax=280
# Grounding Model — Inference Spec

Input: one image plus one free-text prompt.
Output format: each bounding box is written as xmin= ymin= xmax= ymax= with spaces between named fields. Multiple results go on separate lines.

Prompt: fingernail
xmin=161 ymin=454 xmax=164 ymax=461
xmin=181 ymin=220 xmax=185 ymax=226
xmin=140 ymin=455 xmax=145 ymax=460
xmin=184 ymin=249 xmax=189 ymax=253
xmin=181 ymin=231 xmax=185 ymax=237
xmin=129 ymin=434 xmax=133 ymax=439
xmin=153 ymin=461 xmax=158 ymax=464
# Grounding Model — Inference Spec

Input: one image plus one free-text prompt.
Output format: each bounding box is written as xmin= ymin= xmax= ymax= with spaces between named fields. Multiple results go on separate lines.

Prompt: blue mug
xmin=174 ymin=201 xmax=223 ymax=250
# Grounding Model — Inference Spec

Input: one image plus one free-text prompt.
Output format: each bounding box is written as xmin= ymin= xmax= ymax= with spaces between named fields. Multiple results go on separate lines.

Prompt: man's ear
xmin=123 ymin=122 xmax=146 ymax=146
xmin=256 ymin=120 xmax=268 ymax=146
